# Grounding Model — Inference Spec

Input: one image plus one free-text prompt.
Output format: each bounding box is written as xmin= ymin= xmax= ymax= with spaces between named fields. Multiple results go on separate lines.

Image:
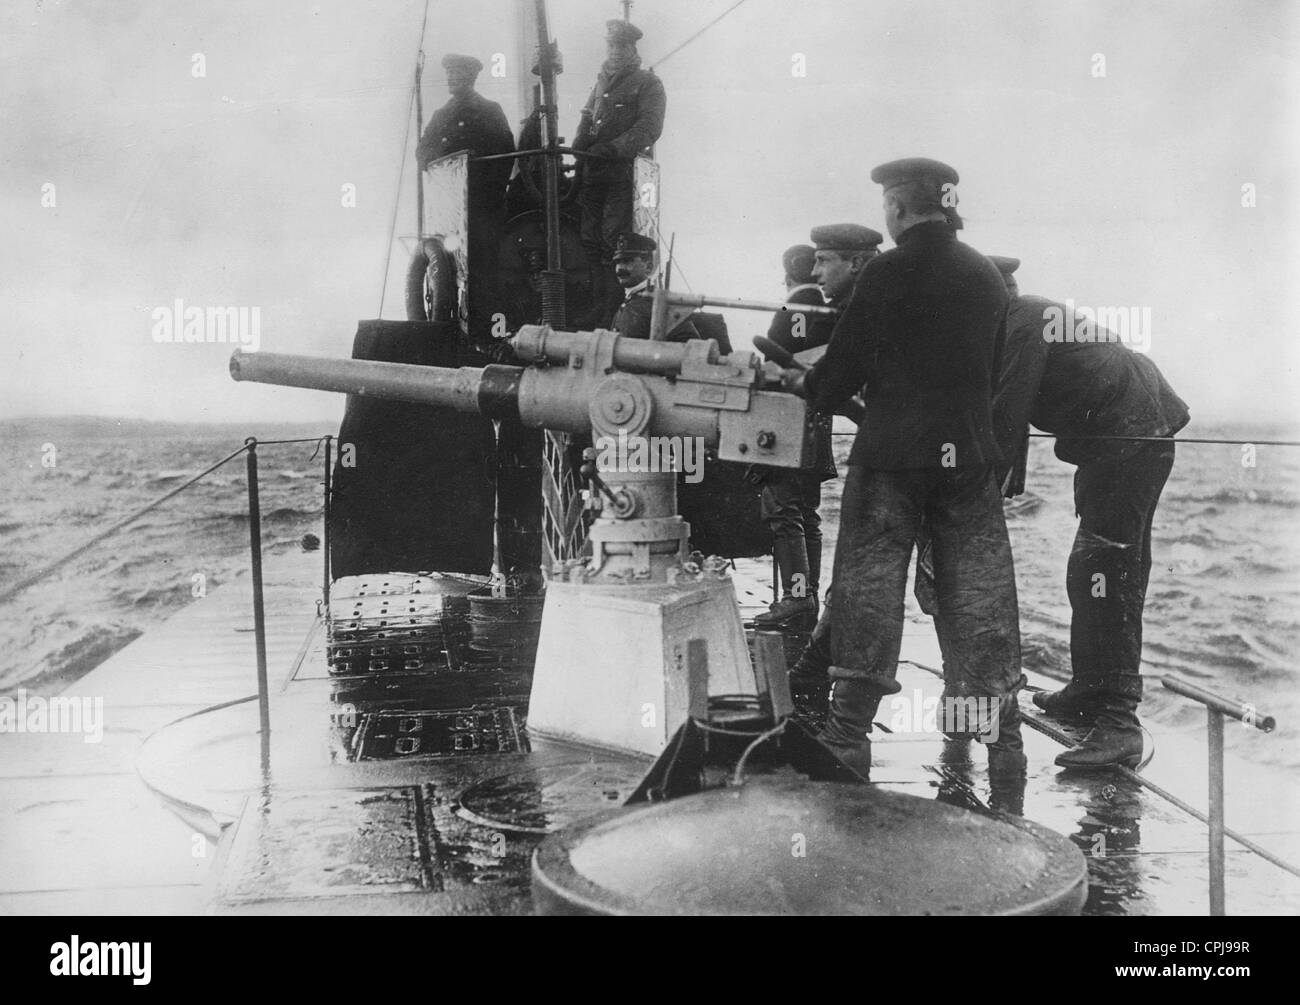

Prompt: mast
xmin=414 ymin=51 xmax=425 ymax=239
xmin=532 ymin=0 xmax=566 ymax=326
xmin=514 ymin=0 xmax=539 ymax=125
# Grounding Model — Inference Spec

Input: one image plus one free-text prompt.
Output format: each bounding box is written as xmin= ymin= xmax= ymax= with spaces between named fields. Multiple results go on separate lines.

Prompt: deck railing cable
xmin=0 ymin=434 xmax=336 ymax=772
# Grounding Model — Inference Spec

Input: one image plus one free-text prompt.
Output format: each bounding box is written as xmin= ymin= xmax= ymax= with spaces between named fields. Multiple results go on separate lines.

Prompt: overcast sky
xmin=3 ymin=0 xmax=1297 ymax=428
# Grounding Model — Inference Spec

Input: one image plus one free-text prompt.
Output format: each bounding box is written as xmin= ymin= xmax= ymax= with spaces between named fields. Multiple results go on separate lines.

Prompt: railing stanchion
xmin=322 ymin=435 xmax=333 ymax=612
xmin=1162 ymin=672 xmax=1280 ymax=916
xmin=245 ymin=438 xmax=271 ymax=770
xmin=1207 ymin=708 xmax=1226 ymax=916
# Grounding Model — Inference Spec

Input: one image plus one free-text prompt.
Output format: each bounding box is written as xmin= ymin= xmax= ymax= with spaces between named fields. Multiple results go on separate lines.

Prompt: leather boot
xmin=754 ymin=537 xmax=816 ymax=629
xmin=1055 ymin=673 xmax=1144 ymax=769
xmin=1032 ymin=678 xmax=1107 ymax=721
xmin=815 ymin=665 xmax=902 ymax=780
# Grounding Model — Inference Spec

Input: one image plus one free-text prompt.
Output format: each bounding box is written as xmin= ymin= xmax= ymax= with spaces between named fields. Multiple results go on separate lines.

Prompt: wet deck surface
xmin=3 ymin=551 xmax=1299 ymax=915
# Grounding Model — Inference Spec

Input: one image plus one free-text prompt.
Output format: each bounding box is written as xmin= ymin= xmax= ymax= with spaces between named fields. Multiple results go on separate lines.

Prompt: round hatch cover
xmin=532 ymin=779 xmax=1087 ymax=915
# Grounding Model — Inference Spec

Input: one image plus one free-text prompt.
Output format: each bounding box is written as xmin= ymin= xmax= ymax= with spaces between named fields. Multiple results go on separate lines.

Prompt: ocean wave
xmin=3 ymin=623 xmax=143 ymax=695
xmin=1169 ymin=486 xmax=1300 ymax=509
xmin=216 ymin=506 xmax=322 ymax=523
xmin=1005 ymin=493 xmax=1046 ymax=517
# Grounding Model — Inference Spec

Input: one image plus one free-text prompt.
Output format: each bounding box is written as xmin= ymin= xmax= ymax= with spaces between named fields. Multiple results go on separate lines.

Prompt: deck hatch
xmin=352 ymin=706 xmax=527 ymax=760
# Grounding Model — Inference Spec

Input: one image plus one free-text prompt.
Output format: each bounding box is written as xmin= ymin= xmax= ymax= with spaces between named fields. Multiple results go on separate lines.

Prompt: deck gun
xmin=231 ymin=326 xmax=818 ymax=758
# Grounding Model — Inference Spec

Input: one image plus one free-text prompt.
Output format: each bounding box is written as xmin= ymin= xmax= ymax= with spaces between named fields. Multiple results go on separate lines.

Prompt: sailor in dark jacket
xmin=607 ymin=233 xmax=697 ymax=342
xmin=572 ymin=21 xmax=666 ymax=321
xmin=785 ymin=159 xmax=1023 ymax=779
xmin=765 ymin=244 xmax=826 ymax=352
xmin=416 ymin=54 xmax=514 ymax=346
xmin=416 ymin=55 xmax=514 ymax=205
xmin=754 ymin=231 xmax=878 ymax=629
xmin=987 ymin=256 xmax=1189 ymax=768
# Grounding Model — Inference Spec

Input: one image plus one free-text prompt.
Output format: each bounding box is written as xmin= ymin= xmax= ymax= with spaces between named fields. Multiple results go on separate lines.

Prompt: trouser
xmin=760 ymin=469 xmax=823 ymax=595
xmin=577 ymin=160 xmax=635 ymax=265
xmin=1067 ymin=441 xmax=1175 ymax=686
xmin=831 ymin=465 xmax=1022 ymax=706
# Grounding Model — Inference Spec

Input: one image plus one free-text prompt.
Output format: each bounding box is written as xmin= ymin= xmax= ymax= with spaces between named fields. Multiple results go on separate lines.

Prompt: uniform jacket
xmin=807 ymin=221 xmax=1007 ymax=470
xmin=610 ymin=283 xmax=698 ymax=342
xmin=767 ymin=284 xmax=836 ymax=355
xmin=575 ymin=66 xmax=666 ymax=162
xmin=992 ymin=294 xmax=1190 ymax=482
xmin=416 ymin=91 xmax=514 ymax=200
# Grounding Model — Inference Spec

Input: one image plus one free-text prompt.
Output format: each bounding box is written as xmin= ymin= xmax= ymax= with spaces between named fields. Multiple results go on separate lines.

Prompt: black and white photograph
xmin=1 ymin=0 xmax=1297 ymax=943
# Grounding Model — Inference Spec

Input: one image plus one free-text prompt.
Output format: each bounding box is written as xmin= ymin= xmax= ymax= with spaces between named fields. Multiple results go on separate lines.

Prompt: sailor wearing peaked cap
xmin=769 ymin=243 xmax=830 ymax=353
xmin=788 ymin=156 xmax=1023 ymax=780
xmin=608 ymin=232 xmax=699 ymax=343
xmin=810 ymin=224 xmax=885 ymax=254
xmin=606 ymin=19 xmax=644 ymax=44
xmin=809 ymin=224 xmax=883 ymax=304
xmin=611 ymin=232 xmax=657 ymax=260
xmin=869 ymin=156 xmax=960 ymax=189
xmin=781 ymin=244 xmax=816 ymax=286
xmin=755 ymin=239 xmax=842 ymax=631
xmin=572 ymin=19 xmax=667 ymax=325
xmin=440 ymin=54 xmax=484 ymax=75
xmin=417 ymin=54 xmax=514 ymax=178
xmin=872 ymin=157 xmax=963 ymax=232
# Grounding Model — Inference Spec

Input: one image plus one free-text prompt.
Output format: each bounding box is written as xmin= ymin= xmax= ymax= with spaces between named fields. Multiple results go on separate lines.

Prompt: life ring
xmin=405 ymin=237 xmax=456 ymax=322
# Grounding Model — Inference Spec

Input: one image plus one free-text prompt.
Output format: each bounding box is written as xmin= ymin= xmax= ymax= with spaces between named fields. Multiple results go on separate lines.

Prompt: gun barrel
xmin=229 ymin=350 xmax=522 ymax=419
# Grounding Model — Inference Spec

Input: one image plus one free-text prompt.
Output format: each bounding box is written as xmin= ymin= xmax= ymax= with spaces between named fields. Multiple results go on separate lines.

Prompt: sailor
xmin=415 ymin=55 xmax=514 ymax=348
xmin=782 ymin=226 xmax=883 ymax=668
xmin=416 ymin=54 xmax=515 ymax=204
xmin=765 ymin=244 xmax=823 ymax=352
xmin=783 ymin=158 xmax=1023 ymax=778
xmin=753 ymin=230 xmax=880 ymax=629
xmin=608 ymin=233 xmax=697 ymax=341
xmin=572 ymin=20 xmax=667 ymax=324
xmin=986 ymin=255 xmax=1189 ymax=768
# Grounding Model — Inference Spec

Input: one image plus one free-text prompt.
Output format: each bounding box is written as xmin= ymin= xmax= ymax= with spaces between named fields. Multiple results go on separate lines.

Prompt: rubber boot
xmin=806 ymin=537 xmax=823 ymax=619
xmin=815 ymin=665 xmax=902 ymax=780
xmin=986 ymin=689 xmax=1028 ymax=816
xmin=789 ymin=608 xmax=832 ymax=688
xmin=754 ymin=538 xmax=816 ymax=629
xmin=1055 ymin=673 xmax=1144 ymax=770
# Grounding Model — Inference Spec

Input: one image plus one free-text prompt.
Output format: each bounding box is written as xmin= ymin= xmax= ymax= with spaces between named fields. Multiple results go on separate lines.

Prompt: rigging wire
xmin=377 ymin=0 xmax=433 ymax=318
xmin=377 ymin=80 xmax=417 ymax=319
xmin=830 ymin=431 xmax=1300 ymax=446
xmin=650 ymin=0 xmax=751 ymax=71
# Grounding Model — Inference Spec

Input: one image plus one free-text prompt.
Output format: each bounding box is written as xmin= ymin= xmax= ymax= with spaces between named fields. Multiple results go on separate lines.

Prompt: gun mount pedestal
xmin=531 ymin=464 xmax=753 ymax=756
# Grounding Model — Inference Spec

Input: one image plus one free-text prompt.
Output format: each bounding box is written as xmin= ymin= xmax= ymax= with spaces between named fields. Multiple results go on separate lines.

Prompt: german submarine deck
xmin=3 ymin=551 xmax=1297 ymax=915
